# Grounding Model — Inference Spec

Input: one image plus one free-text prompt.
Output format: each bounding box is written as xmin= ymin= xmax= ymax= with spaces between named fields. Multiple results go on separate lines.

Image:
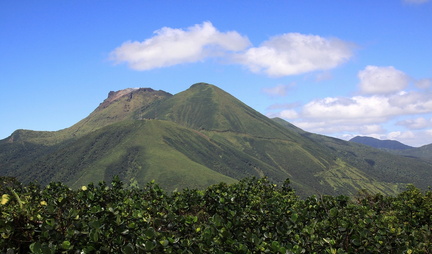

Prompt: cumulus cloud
xmin=397 ymin=117 xmax=432 ymax=129
xmin=416 ymin=78 xmax=432 ymax=89
xmin=234 ymin=33 xmax=355 ymax=77
xmin=293 ymin=121 xmax=371 ymax=134
xmin=372 ymin=130 xmax=431 ymax=148
xmin=110 ymin=22 xmax=251 ymax=70
xmin=271 ymin=88 xmax=432 ymax=147
xmin=302 ymin=91 xmax=432 ymax=123
xmin=387 ymin=131 xmax=415 ymax=141
xmin=302 ymin=96 xmax=391 ymax=123
xmin=279 ymin=109 xmax=299 ymax=119
xmin=358 ymin=66 xmax=410 ymax=94
xmin=110 ymin=22 xmax=355 ymax=77
xmin=269 ymin=66 xmax=432 ymax=146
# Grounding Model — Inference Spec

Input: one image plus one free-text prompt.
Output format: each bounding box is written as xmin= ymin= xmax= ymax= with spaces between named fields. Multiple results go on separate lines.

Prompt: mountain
xmin=4 ymin=88 xmax=172 ymax=146
xmin=349 ymin=136 xmax=432 ymax=164
xmin=2 ymin=83 xmax=432 ymax=196
xmin=349 ymin=136 xmax=413 ymax=150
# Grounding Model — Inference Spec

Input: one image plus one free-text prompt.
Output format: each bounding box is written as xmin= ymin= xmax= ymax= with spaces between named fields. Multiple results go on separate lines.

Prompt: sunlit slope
xmin=138 ymin=84 xmax=405 ymax=195
xmin=141 ymin=83 xmax=291 ymax=139
xmin=2 ymin=88 xmax=171 ymax=146
xmin=274 ymin=118 xmax=432 ymax=193
xmin=9 ymin=119 xmax=237 ymax=191
xmin=391 ymin=143 xmax=432 ymax=163
xmin=68 ymin=88 xmax=171 ymax=138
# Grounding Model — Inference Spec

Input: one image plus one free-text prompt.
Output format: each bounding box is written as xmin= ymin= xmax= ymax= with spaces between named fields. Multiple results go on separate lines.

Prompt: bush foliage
xmin=1 ymin=176 xmax=432 ymax=253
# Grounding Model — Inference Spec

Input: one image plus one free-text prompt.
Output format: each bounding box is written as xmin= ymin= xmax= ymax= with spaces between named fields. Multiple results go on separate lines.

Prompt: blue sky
xmin=1 ymin=0 xmax=432 ymax=147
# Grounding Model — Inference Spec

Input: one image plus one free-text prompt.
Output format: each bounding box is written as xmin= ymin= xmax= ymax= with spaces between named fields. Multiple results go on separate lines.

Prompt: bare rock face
xmin=98 ymin=88 xmax=140 ymax=110
xmin=96 ymin=88 xmax=162 ymax=110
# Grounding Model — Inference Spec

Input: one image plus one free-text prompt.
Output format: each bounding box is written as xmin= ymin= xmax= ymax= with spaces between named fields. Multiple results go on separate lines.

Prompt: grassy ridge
xmin=2 ymin=83 xmax=432 ymax=196
xmin=6 ymin=120 xmax=236 ymax=191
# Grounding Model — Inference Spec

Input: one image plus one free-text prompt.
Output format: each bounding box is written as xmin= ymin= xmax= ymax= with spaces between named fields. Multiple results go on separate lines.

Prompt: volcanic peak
xmin=97 ymin=88 xmax=163 ymax=110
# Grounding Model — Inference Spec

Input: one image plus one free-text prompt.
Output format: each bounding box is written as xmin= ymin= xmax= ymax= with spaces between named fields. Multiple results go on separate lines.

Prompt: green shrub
xmin=1 ymin=177 xmax=431 ymax=253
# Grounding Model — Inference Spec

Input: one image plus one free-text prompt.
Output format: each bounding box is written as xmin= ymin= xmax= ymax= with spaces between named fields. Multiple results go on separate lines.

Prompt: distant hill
xmin=349 ymin=136 xmax=413 ymax=150
xmin=349 ymin=136 xmax=432 ymax=163
xmin=2 ymin=83 xmax=432 ymax=196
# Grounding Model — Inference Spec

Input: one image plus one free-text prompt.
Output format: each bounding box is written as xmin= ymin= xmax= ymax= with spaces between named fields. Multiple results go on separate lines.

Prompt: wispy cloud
xmin=110 ymin=22 xmax=250 ymax=70
xmin=262 ymin=84 xmax=294 ymax=97
xmin=315 ymin=71 xmax=333 ymax=82
xmin=266 ymin=102 xmax=300 ymax=110
xmin=234 ymin=33 xmax=355 ymax=77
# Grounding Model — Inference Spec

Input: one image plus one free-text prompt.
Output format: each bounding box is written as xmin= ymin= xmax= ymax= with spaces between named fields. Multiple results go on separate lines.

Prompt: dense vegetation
xmin=1 ymin=176 xmax=432 ymax=253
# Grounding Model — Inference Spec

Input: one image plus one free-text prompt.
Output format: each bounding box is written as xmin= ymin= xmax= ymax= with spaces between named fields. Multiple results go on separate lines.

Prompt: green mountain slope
xmin=141 ymin=83 xmax=291 ymax=139
xmin=4 ymin=120 xmax=237 ymax=191
xmin=3 ymin=88 xmax=171 ymax=146
xmin=273 ymin=118 xmax=432 ymax=192
xmin=348 ymin=135 xmax=432 ymax=164
xmin=1 ymin=83 xmax=432 ymax=196
xmin=391 ymin=143 xmax=432 ymax=163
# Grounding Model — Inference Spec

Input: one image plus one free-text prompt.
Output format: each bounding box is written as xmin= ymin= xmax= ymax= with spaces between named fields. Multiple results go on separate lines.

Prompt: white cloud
xmin=293 ymin=122 xmax=383 ymax=136
xmin=387 ymin=130 xmax=415 ymax=140
xmin=397 ymin=117 xmax=432 ymax=129
xmin=302 ymin=96 xmax=391 ymax=123
xmin=269 ymin=65 xmax=432 ymax=146
xmin=110 ymin=22 xmax=250 ymax=70
xmin=262 ymin=84 xmax=293 ymax=97
xmin=234 ymin=33 xmax=355 ymax=77
xmin=358 ymin=66 xmax=410 ymax=94
xmin=111 ymin=23 xmax=355 ymax=77
xmin=301 ymin=91 xmax=432 ymax=123
xmin=274 ymin=89 xmax=432 ymax=146
xmin=361 ymin=125 xmax=385 ymax=134
xmin=339 ymin=130 xmax=432 ymax=147
xmin=293 ymin=121 xmax=367 ymax=134
xmin=416 ymin=78 xmax=432 ymax=89
xmin=279 ymin=109 xmax=299 ymax=119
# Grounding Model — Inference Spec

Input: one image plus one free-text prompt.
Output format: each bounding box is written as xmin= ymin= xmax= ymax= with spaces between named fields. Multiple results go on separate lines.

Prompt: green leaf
xmin=90 ymin=230 xmax=99 ymax=242
xmin=29 ymin=242 xmax=42 ymax=253
xmin=160 ymin=239 xmax=169 ymax=247
xmin=61 ymin=240 xmax=72 ymax=250
xmin=291 ymin=213 xmax=298 ymax=222
xmin=144 ymin=228 xmax=155 ymax=239
xmin=122 ymin=243 xmax=134 ymax=254
xmin=145 ymin=241 xmax=155 ymax=251
xmin=329 ymin=207 xmax=338 ymax=217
